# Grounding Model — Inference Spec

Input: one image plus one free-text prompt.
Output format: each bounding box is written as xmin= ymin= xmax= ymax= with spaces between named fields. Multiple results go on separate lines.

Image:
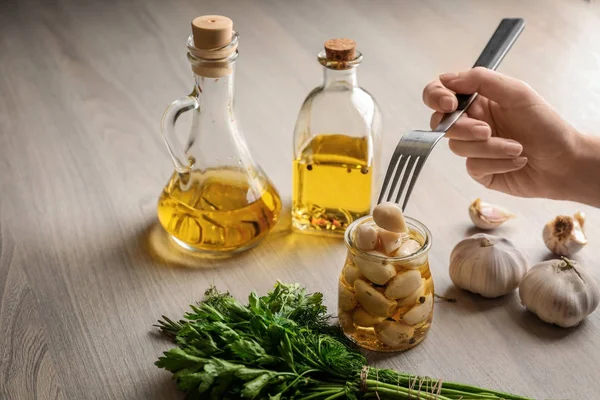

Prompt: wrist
xmin=563 ymin=133 xmax=600 ymax=207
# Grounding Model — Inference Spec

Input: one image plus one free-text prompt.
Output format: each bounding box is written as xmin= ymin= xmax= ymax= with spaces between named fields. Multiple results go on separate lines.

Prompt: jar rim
xmin=344 ymin=215 xmax=432 ymax=262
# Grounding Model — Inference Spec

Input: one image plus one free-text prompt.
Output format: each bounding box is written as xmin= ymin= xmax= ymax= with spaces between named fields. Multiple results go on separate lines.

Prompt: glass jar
xmin=338 ymin=216 xmax=433 ymax=352
xmin=291 ymin=38 xmax=382 ymax=237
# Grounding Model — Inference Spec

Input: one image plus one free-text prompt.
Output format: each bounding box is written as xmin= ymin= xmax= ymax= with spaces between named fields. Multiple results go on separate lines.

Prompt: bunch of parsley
xmin=155 ymin=282 xmax=531 ymax=400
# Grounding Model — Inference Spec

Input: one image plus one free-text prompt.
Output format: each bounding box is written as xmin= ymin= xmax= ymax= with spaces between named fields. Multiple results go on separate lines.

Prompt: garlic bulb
xmin=469 ymin=198 xmax=515 ymax=230
xmin=449 ymin=233 xmax=528 ymax=298
xmin=519 ymin=257 xmax=600 ymax=328
xmin=543 ymin=212 xmax=587 ymax=256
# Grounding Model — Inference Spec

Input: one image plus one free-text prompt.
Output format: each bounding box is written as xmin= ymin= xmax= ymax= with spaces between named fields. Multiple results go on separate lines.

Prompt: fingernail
xmin=440 ymin=96 xmax=455 ymax=112
xmin=440 ymin=72 xmax=459 ymax=81
xmin=504 ymin=141 xmax=523 ymax=157
xmin=473 ymin=125 xmax=490 ymax=140
xmin=513 ymin=157 xmax=528 ymax=167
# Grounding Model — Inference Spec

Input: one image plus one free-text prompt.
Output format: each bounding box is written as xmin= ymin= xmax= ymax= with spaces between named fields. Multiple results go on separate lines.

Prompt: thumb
xmin=439 ymin=67 xmax=535 ymax=107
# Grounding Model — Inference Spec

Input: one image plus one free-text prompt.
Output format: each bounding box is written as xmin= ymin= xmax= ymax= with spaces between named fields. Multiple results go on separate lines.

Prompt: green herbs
xmin=154 ymin=282 xmax=531 ymax=400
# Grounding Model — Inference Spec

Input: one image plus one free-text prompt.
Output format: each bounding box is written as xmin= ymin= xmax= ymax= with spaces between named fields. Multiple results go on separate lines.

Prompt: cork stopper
xmin=189 ymin=15 xmax=237 ymax=77
xmin=324 ymin=38 xmax=356 ymax=62
xmin=192 ymin=15 xmax=232 ymax=51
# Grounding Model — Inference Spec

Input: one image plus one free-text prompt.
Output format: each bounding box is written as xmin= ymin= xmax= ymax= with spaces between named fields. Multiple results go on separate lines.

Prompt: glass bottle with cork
xmin=157 ymin=15 xmax=281 ymax=257
xmin=292 ymin=38 xmax=382 ymax=237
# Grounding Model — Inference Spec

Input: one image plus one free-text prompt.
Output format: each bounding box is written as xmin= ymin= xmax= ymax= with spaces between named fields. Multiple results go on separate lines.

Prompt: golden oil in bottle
xmin=292 ymin=134 xmax=372 ymax=236
xmin=157 ymin=167 xmax=281 ymax=255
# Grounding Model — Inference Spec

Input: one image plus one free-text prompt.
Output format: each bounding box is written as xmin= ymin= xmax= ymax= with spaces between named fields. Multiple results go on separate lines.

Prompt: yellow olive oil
xmin=292 ymin=134 xmax=372 ymax=236
xmin=157 ymin=168 xmax=281 ymax=254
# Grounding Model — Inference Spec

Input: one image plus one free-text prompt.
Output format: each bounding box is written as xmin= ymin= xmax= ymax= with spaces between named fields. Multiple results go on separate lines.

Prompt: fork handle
xmin=434 ymin=18 xmax=525 ymax=133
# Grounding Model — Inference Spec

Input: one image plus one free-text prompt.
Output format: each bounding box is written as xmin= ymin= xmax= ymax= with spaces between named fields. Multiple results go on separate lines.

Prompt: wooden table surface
xmin=2 ymin=0 xmax=600 ymax=399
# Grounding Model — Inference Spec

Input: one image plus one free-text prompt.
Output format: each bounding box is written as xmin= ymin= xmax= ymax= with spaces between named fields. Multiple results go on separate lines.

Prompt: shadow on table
xmin=129 ymin=199 xmax=297 ymax=270
xmin=438 ymin=285 xmax=583 ymax=341
xmin=435 ymin=286 xmax=515 ymax=312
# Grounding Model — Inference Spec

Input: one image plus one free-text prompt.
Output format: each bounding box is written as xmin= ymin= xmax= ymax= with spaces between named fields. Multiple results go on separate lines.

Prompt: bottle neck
xmin=323 ymin=66 xmax=358 ymax=88
xmin=193 ymin=65 xmax=235 ymax=114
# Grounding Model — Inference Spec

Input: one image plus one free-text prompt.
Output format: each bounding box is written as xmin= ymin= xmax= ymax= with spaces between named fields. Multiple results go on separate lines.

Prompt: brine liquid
xmin=292 ymin=134 xmax=372 ymax=236
xmin=157 ymin=168 xmax=281 ymax=255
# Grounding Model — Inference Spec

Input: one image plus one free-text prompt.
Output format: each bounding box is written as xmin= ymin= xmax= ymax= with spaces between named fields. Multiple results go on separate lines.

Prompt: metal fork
xmin=377 ymin=18 xmax=525 ymax=211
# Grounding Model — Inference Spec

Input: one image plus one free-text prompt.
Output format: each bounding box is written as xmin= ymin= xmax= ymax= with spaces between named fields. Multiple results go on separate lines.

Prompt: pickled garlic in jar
xmin=338 ymin=203 xmax=433 ymax=352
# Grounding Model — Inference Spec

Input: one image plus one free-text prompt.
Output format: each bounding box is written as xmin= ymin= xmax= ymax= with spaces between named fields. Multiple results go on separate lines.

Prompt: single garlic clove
xmin=374 ymin=320 xmax=414 ymax=347
xmin=519 ymin=257 xmax=600 ymax=328
xmin=342 ymin=261 xmax=363 ymax=286
xmin=354 ymin=279 xmax=397 ymax=317
xmin=353 ymin=308 xmax=386 ymax=327
xmin=352 ymin=251 xmax=396 ymax=285
xmin=400 ymin=293 xmax=433 ymax=325
xmin=338 ymin=281 xmax=357 ymax=312
xmin=394 ymin=239 xmax=421 ymax=258
xmin=338 ymin=311 xmax=356 ymax=333
xmin=355 ymin=224 xmax=379 ymax=251
xmin=384 ymin=270 xmax=422 ymax=299
xmin=395 ymin=279 xmax=427 ymax=307
xmin=373 ymin=202 xmax=408 ymax=233
xmin=574 ymin=211 xmax=586 ymax=228
xmin=377 ymin=228 xmax=405 ymax=255
xmin=469 ymin=198 xmax=515 ymax=230
xmin=542 ymin=213 xmax=588 ymax=257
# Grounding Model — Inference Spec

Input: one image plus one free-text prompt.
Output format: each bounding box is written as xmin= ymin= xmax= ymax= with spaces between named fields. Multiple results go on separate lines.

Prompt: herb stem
xmin=323 ymin=391 xmax=346 ymax=400
xmin=300 ymin=389 xmax=344 ymax=400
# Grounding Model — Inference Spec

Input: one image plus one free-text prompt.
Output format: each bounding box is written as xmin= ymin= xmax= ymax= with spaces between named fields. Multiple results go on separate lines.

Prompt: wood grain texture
xmin=1 ymin=0 xmax=600 ymax=399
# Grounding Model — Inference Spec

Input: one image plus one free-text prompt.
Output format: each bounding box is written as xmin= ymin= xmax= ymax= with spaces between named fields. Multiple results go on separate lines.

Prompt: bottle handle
xmin=161 ymin=94 xmax=200 ymax=173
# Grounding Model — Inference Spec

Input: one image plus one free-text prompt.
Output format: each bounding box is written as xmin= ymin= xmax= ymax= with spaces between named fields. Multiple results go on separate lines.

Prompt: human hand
xmin=423 ymin=67 xmax=580 ymax=201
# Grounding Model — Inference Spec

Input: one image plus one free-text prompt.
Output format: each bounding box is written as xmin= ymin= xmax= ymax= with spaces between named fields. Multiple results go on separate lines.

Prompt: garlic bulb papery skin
xmin=469 ymin=198 xmax=515 ymax=230
xmin=543 ymin=212 xmax=587 ymax=257
xmin=519 ymin=258 xmax=600 ymax=328
xmin=449 ymin=233 xmax=528 ymax=298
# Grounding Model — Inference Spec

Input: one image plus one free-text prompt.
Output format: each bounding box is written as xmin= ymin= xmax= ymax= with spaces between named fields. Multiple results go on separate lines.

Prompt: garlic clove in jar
xmin=543 ymin=212 xmax=587 ymax=257
xmin=342 ymin=261 xmax=363 ymax=286
xmin=354 ymin=279 xmax=397 ymax=317
xmin=338 ymin=311 xmax=356 ymax=334
xmin=449 ymin=233 xmax=528 ymax=298
xmin=373 ymin=202 xmax=409 ymax=233
xmin=519 ymin=257 xmax=600 ymax=328
xmin=353 ymin=308 xmax=385 ymax=327
xmin=338 ymin=281 xmax=357 ymax=312
xmin=355 ymin=224 xmax=379 ymax=251
xmin=396 ymin=279 xmax=427 ymax=307
xmin=469 ymin=198 xmax=515 ymax=230
xmin=374 ymin=320 xmax=414 ymax=347
xmin=352 ymin=252 xmax=396 ymax=285
xmin=394 ymin=239 xmax=421 ymax=258
xmin=384 ymin=270 xmax=422 ymax=299
xmin=400 ymin=293 xmax=433 ymax=325
xmin=377 ymin=228 xmax=406 ymax=255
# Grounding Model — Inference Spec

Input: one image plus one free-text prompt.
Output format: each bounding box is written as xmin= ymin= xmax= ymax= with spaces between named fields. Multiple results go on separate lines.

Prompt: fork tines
xmin=377 ymin=130 xmax=443 ymax=211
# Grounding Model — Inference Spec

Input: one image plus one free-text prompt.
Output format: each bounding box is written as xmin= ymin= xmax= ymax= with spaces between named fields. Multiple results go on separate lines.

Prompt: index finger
xmin=422 ymin=80 xmax=457 ymax=113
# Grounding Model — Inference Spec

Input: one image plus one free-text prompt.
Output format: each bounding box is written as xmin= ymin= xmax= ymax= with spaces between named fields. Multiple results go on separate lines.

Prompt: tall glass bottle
xmin=292 ymin=38 xmax=381 ymax=237
xmin=157 ymin=15 xmax=281 ymax=257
